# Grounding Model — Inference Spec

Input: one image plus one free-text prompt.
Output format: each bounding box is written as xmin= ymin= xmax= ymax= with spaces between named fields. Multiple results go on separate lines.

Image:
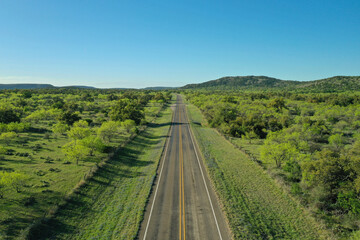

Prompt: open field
xmin=186 ymin=102 xmax=330 ymax=239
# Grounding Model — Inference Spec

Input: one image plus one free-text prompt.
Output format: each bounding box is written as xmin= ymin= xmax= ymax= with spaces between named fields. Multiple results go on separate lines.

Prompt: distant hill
xmin=143 ymin=86 xmax=175 ymax=90
xmin=0 ymin=84 xmax=55 ymax=90
xmin=59 ymin=85 xmax=96 ymax=89
xmin=182 ymin=75 xmax=360 ymax=92
xmin=2 ymin=76 xmax=359 ymax=92
xmin=183 ymin=76 xmax=300 ymax=90
xmin=0 ymin=84 xmax=95 ymax=90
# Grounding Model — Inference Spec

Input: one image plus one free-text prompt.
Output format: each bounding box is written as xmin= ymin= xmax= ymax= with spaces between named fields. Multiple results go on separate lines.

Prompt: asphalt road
xmin=138 ymin=95 xmax=231 ymax=240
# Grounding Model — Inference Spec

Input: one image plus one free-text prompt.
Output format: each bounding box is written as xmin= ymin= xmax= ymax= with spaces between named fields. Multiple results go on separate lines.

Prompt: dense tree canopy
xmin=110 ymin=99 xmax=144 ymax=124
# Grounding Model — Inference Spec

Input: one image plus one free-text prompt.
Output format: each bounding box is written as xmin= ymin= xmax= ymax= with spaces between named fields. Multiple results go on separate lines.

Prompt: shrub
xmin=0 ymin=132 xmax=17 ymax=144
xmin=0 ymin=107 xmax=20 ymax=124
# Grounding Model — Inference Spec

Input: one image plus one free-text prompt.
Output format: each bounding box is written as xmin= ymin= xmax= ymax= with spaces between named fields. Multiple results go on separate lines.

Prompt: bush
xmin=0 ymin=107 xmax=20 ymax=124
xmin=0 ymin=132 xmax=17 ymax=144
xmin=337 ymin=191 xmax=360 ymax=214
xmin=0 ymin=172 xmax=28 ymax=196
xmin=51 ymin=122 xmax=69 ymax=136
xmin=58 ymin=111 xmax=81 ymax=126
xmin=291 ymin=183 xmax=302 ymax=195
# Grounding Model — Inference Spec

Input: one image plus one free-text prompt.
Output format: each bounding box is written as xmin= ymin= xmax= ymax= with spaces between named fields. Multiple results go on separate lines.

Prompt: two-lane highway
xmin=138 ymin=95 xmax=231 ymax=240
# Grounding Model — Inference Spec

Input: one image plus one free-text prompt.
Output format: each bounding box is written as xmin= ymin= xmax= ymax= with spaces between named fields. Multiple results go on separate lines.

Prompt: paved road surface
xmin=138 ymin=95 xmax=231 ymax=240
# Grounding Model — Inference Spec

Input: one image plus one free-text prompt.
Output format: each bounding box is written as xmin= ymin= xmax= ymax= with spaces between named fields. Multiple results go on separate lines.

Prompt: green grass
xmin=186 ymin=103 xmax=331 ymax=240
xmin=0 ymin=101 xmax=166 ymax=240
xmin=26 ymin=105 xmax=173 ymax=240
xmin=0 ymin=129 xmax=102 ymax=239
xmin=229 ymin=138 xmax=263 ymax=159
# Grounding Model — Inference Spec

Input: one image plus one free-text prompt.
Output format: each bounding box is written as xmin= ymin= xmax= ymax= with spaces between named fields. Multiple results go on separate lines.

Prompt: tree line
xmin=0 ymin=89 xmax=171 ymax=198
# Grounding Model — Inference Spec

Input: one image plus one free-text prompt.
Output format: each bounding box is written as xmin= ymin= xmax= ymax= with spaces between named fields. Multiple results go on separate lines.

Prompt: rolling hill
xmin=182 ymin=75 xmax=360 ymax=92
xmin=1 ymin=75 xmax=360 ymax=92
xmin=143 ymin=86 xmax=176 ymax=90
xmin=183 ymin=76 xmax=300 ymax=89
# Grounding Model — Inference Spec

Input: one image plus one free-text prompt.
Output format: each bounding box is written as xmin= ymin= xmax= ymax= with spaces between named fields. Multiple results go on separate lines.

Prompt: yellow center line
xmin=179 ymin=105 xmax=182 ymax=240
xmin=179 ymin=103 xmax=186 ymax=240
xmin=182 ymin=125 xmax=186 ymax=240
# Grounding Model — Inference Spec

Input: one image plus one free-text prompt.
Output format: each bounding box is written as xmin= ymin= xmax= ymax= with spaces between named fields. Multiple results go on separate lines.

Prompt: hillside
xmin=182 ymin=75 xmax=360 ymax=92
xmin=59 ymin=85 xmax=95 ymax=89
xmin=183 ymin=76 xmax=300 ymax=90
xmin=298 ymin=76 xmax=360 ymax=92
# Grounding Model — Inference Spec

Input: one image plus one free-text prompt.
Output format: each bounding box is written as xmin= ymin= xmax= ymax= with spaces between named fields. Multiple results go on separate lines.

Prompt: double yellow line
xmin=179 ymin=104 xmax=186 ymax=240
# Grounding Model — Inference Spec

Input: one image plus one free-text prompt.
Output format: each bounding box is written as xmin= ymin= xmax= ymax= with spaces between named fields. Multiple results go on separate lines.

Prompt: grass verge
xmin=24 ymin=105 xmax=173 ymax=240
xmin=186 ymin=102 xmax=331 ymax=240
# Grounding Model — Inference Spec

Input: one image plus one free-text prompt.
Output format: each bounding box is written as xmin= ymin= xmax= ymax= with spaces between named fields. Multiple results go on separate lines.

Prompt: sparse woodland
xmin=0 ymin=88 xmax=171 ymax=238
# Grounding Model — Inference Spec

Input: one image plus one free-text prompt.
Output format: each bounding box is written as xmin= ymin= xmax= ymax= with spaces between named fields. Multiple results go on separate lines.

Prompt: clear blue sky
xmin=0 ymin=0 xmax=359 ymax=88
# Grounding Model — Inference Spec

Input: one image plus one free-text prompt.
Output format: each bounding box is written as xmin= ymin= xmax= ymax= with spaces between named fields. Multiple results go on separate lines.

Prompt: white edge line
xmin=185 ymin=109 xmax=224 ymax=240
xmin=143 ymin=104 xmax=175 ymax=240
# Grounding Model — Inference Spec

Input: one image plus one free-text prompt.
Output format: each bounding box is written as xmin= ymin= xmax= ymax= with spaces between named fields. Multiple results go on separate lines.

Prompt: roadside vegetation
xmin=186 ymin=102 xmax=330 ymax=239
xmin=185 ymin=91 xmax=360 ymax=238
xmin=0 ymin=88 xmax=171 ymax=239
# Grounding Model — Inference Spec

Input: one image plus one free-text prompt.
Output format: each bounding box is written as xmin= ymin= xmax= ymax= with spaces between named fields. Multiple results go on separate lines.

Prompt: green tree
xmin=260 ymin=141 xmax=297 ymax=168
xmin=97 ymin=121 xmax=121 ymax=142
xmin=8 ymin=172 xmax=28 ymax=193
xmin=80 ymin=136 xmax=105 ymax=156
xmin=67 ymin=121 xmax=91 ymax=140
xmin=122 ymin=119 xmax=136 ymax=133
xmin=62 ymin=141 xmax=90 ymax=165
xmin=6 ymin=122 xmax=30 ymax=133
xmin=269 ymin=98 xmax=286 ymax=112
xmin=0 ymin=146 xmax=6 ymax=155
xmin=0 ymin=107 xmax=20 ymax=124
xmin=153 ymin=92 xmax=166 ymax=102
xmin=242 ymin=131 xmax=258 ymax=144
xmin=328 ymin=133 xmax=345 ymax=150
xmin=337 ymin=191 xmax=360 ymax=214
xmin=110 ymin=99 xmax=144 ymax=124
xmin=52 ymin=122 xmax=70 ymax=136
xmin=21 ymin=90 xmax=32 ymax=99
xmin=52 ymin=97 xmax=65 ymax=109
xmin=0 ymin=132 xmax=17 ymax=145
xmin=73 ymin=120 xmax=89 ymax=128
xmin=0 ymin=172 xmax=9 ymax=198
xmin=58 ymin=111 xmax=81 ymax=126
xmin=302 ymin=149 xmax=350 ymax=189
xmin=25 ymin=109 xmax=61 ymax=122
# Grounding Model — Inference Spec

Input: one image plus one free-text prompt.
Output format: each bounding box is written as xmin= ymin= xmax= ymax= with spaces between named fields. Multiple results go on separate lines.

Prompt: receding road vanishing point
xmin=138 ymin=95 xmax=231 ymax=240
